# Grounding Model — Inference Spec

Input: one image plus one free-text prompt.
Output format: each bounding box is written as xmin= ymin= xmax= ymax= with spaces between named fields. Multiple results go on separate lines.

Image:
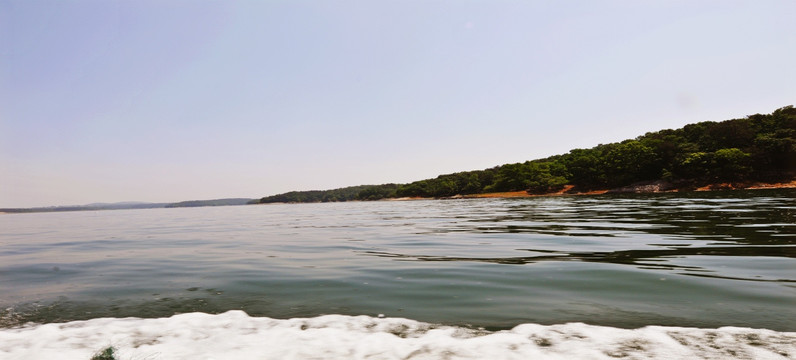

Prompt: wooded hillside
xmin=258 ymin=106 xmax=796 ymax=203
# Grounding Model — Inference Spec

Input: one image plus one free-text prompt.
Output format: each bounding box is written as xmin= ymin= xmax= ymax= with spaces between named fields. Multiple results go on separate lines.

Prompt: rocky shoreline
xmin=429 ymin=179 xmax=796 ymax=200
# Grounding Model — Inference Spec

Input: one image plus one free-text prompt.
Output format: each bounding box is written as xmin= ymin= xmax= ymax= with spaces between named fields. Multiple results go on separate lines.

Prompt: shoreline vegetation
xmin=257 ymin=105 xmax=796 ymax=204
xmin=281 ymin=179 xmax=796 ymax=203
xmin=384 ymin=179 xmax=796 ymax=201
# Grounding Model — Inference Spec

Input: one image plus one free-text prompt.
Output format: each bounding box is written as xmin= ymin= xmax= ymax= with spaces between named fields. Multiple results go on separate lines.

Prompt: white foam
xmin=1 ymin=311 xmax=793 ymax=359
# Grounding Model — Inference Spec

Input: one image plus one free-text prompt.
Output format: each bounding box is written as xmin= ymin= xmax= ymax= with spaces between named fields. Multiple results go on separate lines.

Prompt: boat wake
xmin=1 ymin=310 xmax=793 ymax=359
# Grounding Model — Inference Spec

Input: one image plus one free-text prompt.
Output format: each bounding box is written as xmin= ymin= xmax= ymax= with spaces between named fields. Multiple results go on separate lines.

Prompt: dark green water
xmin=1 ymin=190 xmax=794 ymax=330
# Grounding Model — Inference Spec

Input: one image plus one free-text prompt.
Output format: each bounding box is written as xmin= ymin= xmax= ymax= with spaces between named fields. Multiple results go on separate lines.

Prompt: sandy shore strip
xmin=391 ymin=179 xmax=796 ymax=201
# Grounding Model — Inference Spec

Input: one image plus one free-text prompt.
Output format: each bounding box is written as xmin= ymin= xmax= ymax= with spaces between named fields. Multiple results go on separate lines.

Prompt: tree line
xmin=258 ymin=106 xmax=795 ymax=203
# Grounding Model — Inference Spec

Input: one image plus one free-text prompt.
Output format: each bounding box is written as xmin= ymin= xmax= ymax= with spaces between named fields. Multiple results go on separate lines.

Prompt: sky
xmin=1 ymin=0 xmax=795 ymax=208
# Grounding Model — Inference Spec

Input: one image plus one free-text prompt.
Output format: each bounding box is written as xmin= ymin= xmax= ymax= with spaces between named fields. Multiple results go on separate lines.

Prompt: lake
xmin=1 ymin=190 xmax=794 ymax=359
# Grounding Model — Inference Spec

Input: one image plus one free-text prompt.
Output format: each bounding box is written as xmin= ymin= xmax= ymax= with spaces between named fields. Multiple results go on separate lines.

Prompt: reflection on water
xmin=0 ymin=189 xmax=794 ymax=330
xmin=361 ymin=246 xmax=794 ymax=282
xmin=447 ymin=193 xmax=795 ymax=245
xmin=357 ymin=190 xmax=795 ymax=284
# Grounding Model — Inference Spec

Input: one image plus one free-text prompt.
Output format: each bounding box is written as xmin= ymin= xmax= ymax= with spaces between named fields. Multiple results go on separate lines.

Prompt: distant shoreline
xmin=5 ymin=180 xmax=793 ymax=211
xmin=0 ymin=198 xmax=254 ymax=214
xmin=389 ymin=179 xmax=796 ymax=201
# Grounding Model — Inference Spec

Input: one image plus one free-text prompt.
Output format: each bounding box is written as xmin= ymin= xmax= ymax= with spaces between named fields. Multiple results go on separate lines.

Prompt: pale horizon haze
xmin=2 ymin=0 xmax=795 ymax=208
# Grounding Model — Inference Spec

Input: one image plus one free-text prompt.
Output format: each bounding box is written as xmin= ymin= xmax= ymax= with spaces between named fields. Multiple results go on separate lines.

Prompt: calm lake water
xmin=1 ymin=190 xmax=794 ymax=331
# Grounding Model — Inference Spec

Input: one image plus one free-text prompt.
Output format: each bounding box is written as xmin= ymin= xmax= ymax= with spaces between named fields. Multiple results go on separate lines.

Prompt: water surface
xmin=1 ymin=190 xmax=794 ymax=331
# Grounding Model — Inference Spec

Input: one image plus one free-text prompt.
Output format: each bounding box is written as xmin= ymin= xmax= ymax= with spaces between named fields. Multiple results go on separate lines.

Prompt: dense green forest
xmin=258 ymin=106 xmax=796 ymax=203
xmin=257 ymin=184 xmax=402 ymax=203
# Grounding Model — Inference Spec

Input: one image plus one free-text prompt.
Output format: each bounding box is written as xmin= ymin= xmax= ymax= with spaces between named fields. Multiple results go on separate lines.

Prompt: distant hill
xmin=1 ymin=198 xmax=256 ymax=214
xmin=257 ymin=105 xmax=796 ymax=203
xmin=0 ymin=202 xmax=169 ymax=214
xmin=165 ymin=198 xmax=255 ymax=208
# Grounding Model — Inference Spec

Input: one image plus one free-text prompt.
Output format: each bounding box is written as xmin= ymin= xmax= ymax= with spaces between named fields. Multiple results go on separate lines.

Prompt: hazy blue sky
xmin=2 ymin=0 xmax=795 ymax=207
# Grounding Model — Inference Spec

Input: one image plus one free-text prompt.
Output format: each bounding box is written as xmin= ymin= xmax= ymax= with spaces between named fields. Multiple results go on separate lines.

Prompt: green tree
xmin=602 ymin=140 xmax=660 ymax=186
xmin=676 ymin=151 xmax=711 ymax=180
xmin=487 ymin=163 xmax=532 ymax=192
xmin=713 ymin=148 xmax=751 ymax=180
xmin=560 ymin=148 xmax=606 ymax=189
xmin=525 ymin=161 xmax=569 ymax=194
